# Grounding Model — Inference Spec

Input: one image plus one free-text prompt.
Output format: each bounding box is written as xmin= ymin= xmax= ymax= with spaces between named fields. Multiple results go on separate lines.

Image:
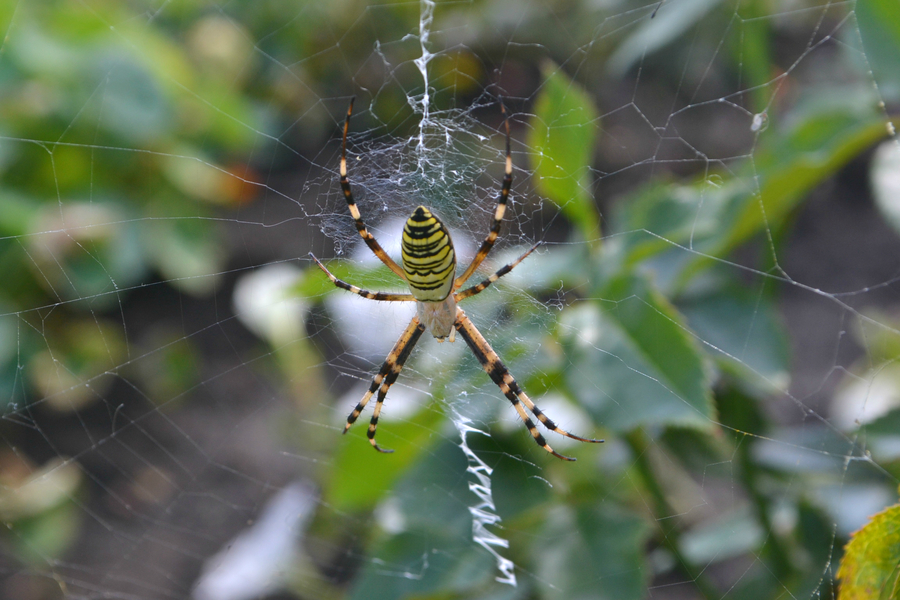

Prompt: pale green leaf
xmin=528 ymin=63 xmax=601 ymax=243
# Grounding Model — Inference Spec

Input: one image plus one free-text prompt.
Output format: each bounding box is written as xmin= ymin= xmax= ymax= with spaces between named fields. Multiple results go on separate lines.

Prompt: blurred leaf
xmin=0 ymin=310 xmax=15 ymax=369
xmin=724 ymin=564 xmax=789 ymax=600
xmin=26 ymin=202 xmax=147 ymax=305
xmin=718 ymin=91 xmax=886 ymax=257
xmin=326 ymin=405 xmax=445 ymax=512
xmin=295 ymin=260 xmax=410 ymax=300
xmin=0 ymin=456 xmax=83 ymax=564
xmin=560 ymin=273 xmax=715 ymax=432
xmin=134 ymin=331 xmax=200 ymax=404
xmin=871 ymin=141 xmax=900 ymax=236
xmin=856 ymin=0 xmax=900 ymax=103
xmin=728 ymin=0 xmax=772 ymax=113
xmin=0 ymin=458 xmax=82 ymax=520
xmin=860 ymin=409 xmax=900 ymax=462
xmin=660 ymin=426 xmax=729 ymax=473
xmin=186 ymin=16 xmax=256 ymax=86
xmin=837 ymin=503 xmax=900 ymax=600
xmin=863 ymin=409 xmax=900 ymax=438
xmin=850 ymin=308 xmax=900 ymax=367
xmin=716 ymin=385 xmax=767 ymax=437
xmin=535 ymin=503 xmax=651 ymax=600
xmin=6 ymin=501 xmax=82 ymax=565
xmin=91 ymin=54 xmax=170 ymax=143
xmin=162 ymin=147 xmax=234 ymax=204
xmin=489 ymin=243 xmax=590 ymax=295
xmin=753 ymin=426 xmax=848 ymax=475
xmin=27 ymin=318 xmax=126 ymax=411
xmin=0 ymin=191 xmax=38 ymax=237
xmin=681 ymin=506 xmax=764 ymax=564
xmin=608 ymin=0 xmax=726 ymax=75
xmin=488 ymin=439 xmax=555 ymax=517
xmin=612 ymin=183 xmax=710 ymax=270
xmin=612 ymin=88 xmax=887 ymax=286
xmin=678 ymin=274 xmax=790 ymax=393
xmin=797 ymin=499 xmax=839 ymax=575
xmin=832 ymin=361 xmax=900 ymax=433
xmin=346 ymin=440 xmax=509 ymax=600
xmin=528 ymin=63 xmax=601 ymax=243
xmin=145 ymin=219 xmax=224 ymax=296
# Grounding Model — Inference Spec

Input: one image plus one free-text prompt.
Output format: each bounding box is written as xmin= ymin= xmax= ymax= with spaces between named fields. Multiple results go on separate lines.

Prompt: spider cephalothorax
xmin=310 ymin=99 xmax=603 ymax=460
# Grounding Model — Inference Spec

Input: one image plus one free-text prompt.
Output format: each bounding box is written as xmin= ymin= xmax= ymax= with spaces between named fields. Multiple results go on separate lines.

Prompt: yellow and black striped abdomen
xmin=401 ymin=206 xmax=456 ymax=301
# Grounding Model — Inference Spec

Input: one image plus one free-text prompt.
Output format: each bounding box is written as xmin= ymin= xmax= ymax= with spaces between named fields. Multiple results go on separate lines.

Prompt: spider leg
xmin=454 ymin=308 xmax=603 ymax=461
xmin=310 ymin=253 xmax=416 ymax=301
xmin=455 ymin=242 xmax=541 ymax=301
xmin=344 ymin=316 xmax=426 ymax=453
xmin=339 ymin=99 xmax=407 ymax=281
xmin=455 ymin=102 xmax=512 ymax=290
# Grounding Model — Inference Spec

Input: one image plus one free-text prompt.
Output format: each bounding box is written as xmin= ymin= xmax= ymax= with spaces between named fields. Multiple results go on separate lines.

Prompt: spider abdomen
xmin=416 ymin=295 xmax=458 ymax=339
xmin=401 ymin=206 xmax=456 ymax=302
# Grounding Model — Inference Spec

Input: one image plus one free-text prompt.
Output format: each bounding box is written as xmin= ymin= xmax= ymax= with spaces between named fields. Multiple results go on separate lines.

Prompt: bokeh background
xmin=1 ymin=1 xmax=900 ymax=599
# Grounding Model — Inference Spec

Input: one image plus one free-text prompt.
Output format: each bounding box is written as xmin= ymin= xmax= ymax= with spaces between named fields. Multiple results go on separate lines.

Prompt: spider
xmin=310 ymin=99 xmax=603 ymax=461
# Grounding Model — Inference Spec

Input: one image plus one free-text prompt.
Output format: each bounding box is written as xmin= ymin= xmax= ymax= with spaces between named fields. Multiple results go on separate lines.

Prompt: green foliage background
xmin=1 ymin=1 xmax=899 ymax=599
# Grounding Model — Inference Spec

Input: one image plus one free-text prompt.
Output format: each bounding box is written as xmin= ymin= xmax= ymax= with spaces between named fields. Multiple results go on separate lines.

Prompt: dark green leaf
xmin=608 ymin=0 xmax=726 ymax=75
xmin=860 ymin=408 xmax=900 ymax=463
xmin=535 ymin=504 xmax=651 ymax=600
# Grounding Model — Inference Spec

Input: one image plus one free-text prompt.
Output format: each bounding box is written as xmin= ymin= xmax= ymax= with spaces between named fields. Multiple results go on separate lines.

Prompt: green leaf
xmin=559 ymin=273 xmax=715 ymax=432
xmin=345 ymin=440 xmax=512 ymax=599
xmin=348 ymin=529 xmax=505 ymax=600
xmin=24 ymin=202 xmax=147 ymax=306
xmin=27 ymin=318 xmax=126 ymax=411
xmin=607 ymin=0 xmax=726 ymax=76
xmin=145 ymin=218 xmax=224 ymax=296
xmin=680 ymin=506 xmax=764 ymax=564
xmin=837 ymin=503 xmax=900 ymax=600
xmin=0 ymin=191 xmax=38 ymax=237
xmin=612 ymin=87 xmax=887 ymax=286
xmin=528 ymin=63 xmax=601 ymax=243
xmin=0 ymin=458 xmax=83 ymax=564
xmin=718 ymin=94 xmax=886 ymax=255
xmin=535 ymin=503 xmax=651 ymax=600
xmin=92 ymin=55 xmax=170 ymax=143
xmin=6 ymin=502 xmax=82 ymax=565
xmin=325 ymin=405 xmax=445 ymax=512
xmin=677 ymin=274 xmax=790 ymax=394
xmin=859 ymin=408 xmax=900 ymax=462
xmin=856 ymin=0 xmax=900 ymax=103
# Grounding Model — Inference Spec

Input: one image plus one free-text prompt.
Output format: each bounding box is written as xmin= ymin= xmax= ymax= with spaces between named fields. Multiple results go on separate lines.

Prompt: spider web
xmin=1 ymin=0 xmax=899 ymax=599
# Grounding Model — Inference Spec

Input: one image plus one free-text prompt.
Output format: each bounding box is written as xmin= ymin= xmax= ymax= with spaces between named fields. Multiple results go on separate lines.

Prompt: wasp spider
xmin=311 ymin=100 xmax=603 ymax=460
